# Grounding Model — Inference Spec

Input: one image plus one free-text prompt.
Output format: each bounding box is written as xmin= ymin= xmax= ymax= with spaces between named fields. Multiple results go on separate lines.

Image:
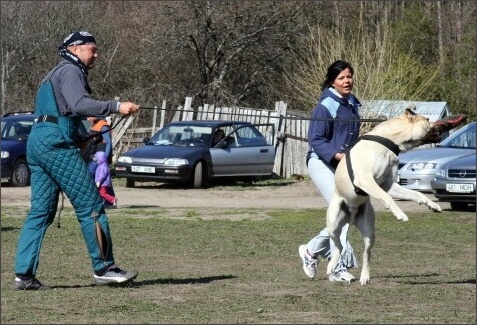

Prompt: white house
xmin=361 ymin=100 xmax=451 ymax=122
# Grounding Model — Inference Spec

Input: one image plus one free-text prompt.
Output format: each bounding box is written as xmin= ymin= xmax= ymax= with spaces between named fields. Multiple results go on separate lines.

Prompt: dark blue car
xmin=1 ymin=112 xmax=36 ymax=186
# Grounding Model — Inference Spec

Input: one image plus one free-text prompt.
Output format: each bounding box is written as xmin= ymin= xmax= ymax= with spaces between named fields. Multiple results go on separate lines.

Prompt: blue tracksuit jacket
xmin=307 ymin=87 xmax=361 ymax=168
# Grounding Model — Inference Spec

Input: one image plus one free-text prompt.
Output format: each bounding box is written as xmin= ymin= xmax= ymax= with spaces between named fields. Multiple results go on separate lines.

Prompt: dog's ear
xmin=405 ymin=105 xmax=417 ymax=116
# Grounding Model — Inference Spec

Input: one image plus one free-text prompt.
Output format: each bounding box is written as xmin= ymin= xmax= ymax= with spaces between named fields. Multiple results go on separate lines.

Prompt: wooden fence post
xmin=273 ymin=101 xmax=287 ymax=177
xmin=172 ymin=105 xmax=182 ymax=121
xmin=159 ymin=99 xmax=167 ymax=129
xmin=151 ymin=105 xmax=158 ymax=137
xmin=182 ymin=97 xmax=193 ymax=120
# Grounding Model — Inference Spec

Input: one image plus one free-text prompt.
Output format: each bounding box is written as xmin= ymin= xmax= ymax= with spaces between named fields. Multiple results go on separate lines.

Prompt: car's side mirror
xmin=143 ymin=137 xmax=150 ymax=144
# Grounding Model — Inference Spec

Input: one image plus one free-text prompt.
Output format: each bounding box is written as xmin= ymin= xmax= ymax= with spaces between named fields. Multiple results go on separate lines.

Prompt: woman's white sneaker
xmin=298 ymin=244 xmax=318 ymax=278
xmin=329 ymin=270 xmax=355 ymax=284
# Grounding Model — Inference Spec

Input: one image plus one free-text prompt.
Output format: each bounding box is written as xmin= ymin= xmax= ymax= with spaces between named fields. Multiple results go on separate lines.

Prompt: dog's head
xmin=403 ymin=107 xmax=442 ymax=144
xmin=369 ymin=106 xmax=468 ymax=152
xmin=368 ymin=106 xmax=438 ymax=151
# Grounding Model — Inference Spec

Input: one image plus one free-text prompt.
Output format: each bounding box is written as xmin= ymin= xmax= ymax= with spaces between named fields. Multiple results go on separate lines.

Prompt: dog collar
xmin=360 ymin=134 xmax=400 ymax=156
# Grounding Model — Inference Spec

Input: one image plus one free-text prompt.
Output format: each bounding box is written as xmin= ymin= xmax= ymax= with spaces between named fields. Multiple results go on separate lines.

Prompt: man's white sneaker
xmin=298 ymin=244 xmax=318 ymax=279
xmin=329 ymin=270 xmax=356 ymax=284
xmin=94 ymin=265 xmax=138 ymax=285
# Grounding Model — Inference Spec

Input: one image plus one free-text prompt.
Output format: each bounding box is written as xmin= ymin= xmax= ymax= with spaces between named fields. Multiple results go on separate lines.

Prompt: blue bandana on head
xmin=57 ymin=31 xmax=96 ymax=93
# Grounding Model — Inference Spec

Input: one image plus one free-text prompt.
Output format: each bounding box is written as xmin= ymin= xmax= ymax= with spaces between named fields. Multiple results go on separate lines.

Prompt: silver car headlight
xmin=1 ymin=151 xmax=10 ymax=158
xmin=163 ymin=158 xmax=189 ymax=166
xmin=435 ymin=168 xmax=446 ymax=177
xmin=407 ymin=162 xmax=437 ymax=170
xmin=118 ymin=156 xmax=133 ymax=163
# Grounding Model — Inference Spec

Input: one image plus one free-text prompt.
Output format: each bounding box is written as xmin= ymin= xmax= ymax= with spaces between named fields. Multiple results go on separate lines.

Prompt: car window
xmin=148 ymin=124 xmax=213 ymax=147
xmin=224 ymin=125 xmax=269 ymax=148
xmin=1 ymin=119 xmax=34 ymax=139
xmin=438 ymin=123 xmax=476 ymax=149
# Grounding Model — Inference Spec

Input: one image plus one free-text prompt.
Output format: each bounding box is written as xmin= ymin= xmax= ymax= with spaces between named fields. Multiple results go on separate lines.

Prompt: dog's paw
xmin=360 ymin=277 xmax=370 ymax=285
xmin=359 ymin=271 xmax=370 ymax=285
xmin=429 ymin=202 xmax=442 ymax=212
xmin=394 ymin=211 xmax=409 ymax=221
xmin=389 ymin=205 xmax=409 ymax=221
xmin=418 ymin=199 xmax=442 ymax=212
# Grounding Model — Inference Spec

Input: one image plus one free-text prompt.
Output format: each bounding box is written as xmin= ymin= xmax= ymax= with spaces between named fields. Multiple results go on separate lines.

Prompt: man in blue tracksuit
xmin=14 ymin=31 xmax=140 ymax=290
xmin=298 ymin=60 xmax=360 ymax=283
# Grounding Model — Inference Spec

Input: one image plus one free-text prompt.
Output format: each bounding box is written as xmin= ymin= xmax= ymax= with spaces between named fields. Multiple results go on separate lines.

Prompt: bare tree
xmin=1 ymin=1 xmax=475 ymax=123
xmin=143 ymin=1 xmax=307 ymax=108
xmin=1 ymin=1 xmax=111 ymax=114
xmin=284 ymin=19 xmax=442 ymax=116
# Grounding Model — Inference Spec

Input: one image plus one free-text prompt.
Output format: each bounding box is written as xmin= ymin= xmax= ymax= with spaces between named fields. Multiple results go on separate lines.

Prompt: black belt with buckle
xmin=35 ymin=115 xmax=58 ymax=124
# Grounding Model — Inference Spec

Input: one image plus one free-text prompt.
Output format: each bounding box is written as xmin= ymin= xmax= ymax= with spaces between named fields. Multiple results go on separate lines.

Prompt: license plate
xmin=131 ymin=165 xmax=155 ymax=173
xmin=446 ymin=183 xmax=474 ymax=193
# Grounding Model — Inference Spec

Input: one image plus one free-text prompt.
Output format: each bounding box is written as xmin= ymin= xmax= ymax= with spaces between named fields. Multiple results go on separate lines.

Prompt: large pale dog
xmin=326 ymin=108 xmax=464 ymax=285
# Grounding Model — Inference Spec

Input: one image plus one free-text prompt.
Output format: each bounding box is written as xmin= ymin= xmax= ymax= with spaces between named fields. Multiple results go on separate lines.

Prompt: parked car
xmin=114 ymin=120 xmax=276 ymax=188
xmin=397 ymin=121 xmax=476 ymax=192
xmin=430 ymin=153 xmax=476 ymax=210
xmin=1 ymin=112 xmax=35 ymax=186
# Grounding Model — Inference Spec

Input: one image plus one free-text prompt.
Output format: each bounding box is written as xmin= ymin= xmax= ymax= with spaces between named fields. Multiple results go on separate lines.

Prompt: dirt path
xmin=1 ymin=178 xmax=450 ymax=212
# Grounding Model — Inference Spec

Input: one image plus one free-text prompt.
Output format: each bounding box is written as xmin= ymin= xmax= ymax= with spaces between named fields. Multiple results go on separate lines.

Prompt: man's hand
xmin=118 ymin=102 xmax=140 ymax=116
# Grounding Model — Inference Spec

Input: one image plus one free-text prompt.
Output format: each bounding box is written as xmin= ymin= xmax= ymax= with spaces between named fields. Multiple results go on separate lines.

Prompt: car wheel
xmin=126 ymin=178 xmax=135 ymax=188
xmin=450 ymin=202 xmax=468 ymax=210
xmin=10 ymin=158 xmax=30 ymax=187
xmin=192 ymin=161 xmax=204 ymax=188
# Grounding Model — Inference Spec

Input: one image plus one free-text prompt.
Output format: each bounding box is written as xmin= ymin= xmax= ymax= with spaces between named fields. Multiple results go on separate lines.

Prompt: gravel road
xmin=1 ymin=178 xmax=450 ymax=213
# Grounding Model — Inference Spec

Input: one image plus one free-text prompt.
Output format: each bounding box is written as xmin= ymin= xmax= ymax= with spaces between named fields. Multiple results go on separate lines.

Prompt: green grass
xmin=1 ymin=206 xmax=475 ymax=324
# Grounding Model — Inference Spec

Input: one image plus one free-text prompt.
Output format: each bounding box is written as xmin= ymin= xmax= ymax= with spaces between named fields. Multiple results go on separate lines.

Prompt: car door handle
xmin=260 ymin=149 xmax=269 ymax=153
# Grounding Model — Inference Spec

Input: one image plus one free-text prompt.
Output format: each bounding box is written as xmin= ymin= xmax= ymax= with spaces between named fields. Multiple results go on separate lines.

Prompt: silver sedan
xmin=397 ymin=122 xmax=476 ymax=193
xmin=431 ymin=152 xmax=476 ymax=210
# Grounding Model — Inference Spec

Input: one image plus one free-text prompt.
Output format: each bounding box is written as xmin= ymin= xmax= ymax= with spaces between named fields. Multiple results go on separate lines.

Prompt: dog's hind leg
xmin=355 ymin=200 xmax=375 ymax=285
xmin=326 ymin=195 xmax=349 ymax=275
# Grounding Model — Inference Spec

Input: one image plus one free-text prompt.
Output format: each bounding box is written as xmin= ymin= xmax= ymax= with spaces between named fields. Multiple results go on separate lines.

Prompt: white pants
xmin=306 ymin=152 xmax=357 ymax=271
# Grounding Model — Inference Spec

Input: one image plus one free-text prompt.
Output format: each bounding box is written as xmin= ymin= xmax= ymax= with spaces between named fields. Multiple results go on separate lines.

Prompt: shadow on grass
xmin=404 ymin=278 xmax=476 ymax=285
xmin=46 ymin=275 xmax=237 ymax=290
xmin=119 ymin=205 xmax=162 ymax=209
xmin=1 ymin=226 xmax=16 ymax=231
xmin=381 ymin=272 xmax=476 ymax=285
xmin=132 ymin=274 xmax=238 ymax=286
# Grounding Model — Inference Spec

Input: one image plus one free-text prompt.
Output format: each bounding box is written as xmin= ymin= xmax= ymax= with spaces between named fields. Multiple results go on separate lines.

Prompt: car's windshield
xmin=147 ymin=125 xmax=213 ymax=147
xmin=437 ymin=123 xmax=476 ymax=149
xmin=1 ymin=119 xmax=34 ymax=139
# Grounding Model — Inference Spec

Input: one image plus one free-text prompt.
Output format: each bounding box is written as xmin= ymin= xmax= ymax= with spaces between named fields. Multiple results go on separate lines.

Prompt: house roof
xmin=361 ymin=100 xmax=451 ymax=122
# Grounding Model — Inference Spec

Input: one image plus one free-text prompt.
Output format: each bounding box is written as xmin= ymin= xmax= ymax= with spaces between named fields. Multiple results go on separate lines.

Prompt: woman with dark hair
xmin=298 ymin=60 xmax=360 ymax=283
